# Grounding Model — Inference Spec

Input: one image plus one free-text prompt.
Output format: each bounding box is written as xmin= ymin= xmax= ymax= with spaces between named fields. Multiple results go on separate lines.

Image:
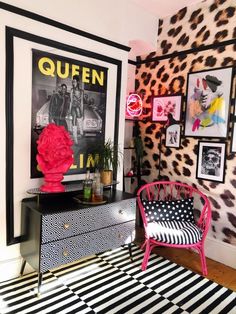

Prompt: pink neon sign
xmin=126 ymin=93 xmax=143 ymax=118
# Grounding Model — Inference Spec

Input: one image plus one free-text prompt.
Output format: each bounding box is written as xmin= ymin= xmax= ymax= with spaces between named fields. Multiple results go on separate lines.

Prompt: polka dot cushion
xmin=142 ymin=198 xmax=195 ymax=223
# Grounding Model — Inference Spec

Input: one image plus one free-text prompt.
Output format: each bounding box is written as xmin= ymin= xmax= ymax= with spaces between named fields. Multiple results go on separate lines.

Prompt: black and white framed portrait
xmin=165 ymin=124 xmax=181 ymax=148
xmin=196 ymin=141 xmax=226 ymax=183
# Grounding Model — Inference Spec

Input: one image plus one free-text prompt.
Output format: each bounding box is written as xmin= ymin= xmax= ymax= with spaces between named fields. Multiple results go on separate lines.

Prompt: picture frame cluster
xmin=151 ymin=66 xmax=235 ymax=183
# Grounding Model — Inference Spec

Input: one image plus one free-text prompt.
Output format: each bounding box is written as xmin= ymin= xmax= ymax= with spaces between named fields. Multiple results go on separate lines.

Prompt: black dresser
xmin=20 ymin=190 xmax=136 ymax=295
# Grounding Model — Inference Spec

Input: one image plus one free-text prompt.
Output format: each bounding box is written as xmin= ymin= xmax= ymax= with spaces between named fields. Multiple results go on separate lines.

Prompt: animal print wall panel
xmin=157 ymin=0 xmax=236 ymax=56
xmin=135 ymin=0 xmax=236 ymax=246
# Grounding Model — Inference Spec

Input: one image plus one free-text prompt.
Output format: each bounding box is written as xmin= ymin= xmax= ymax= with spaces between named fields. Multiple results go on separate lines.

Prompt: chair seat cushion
xmin=146 ymin=220 xmax=202 ymax=245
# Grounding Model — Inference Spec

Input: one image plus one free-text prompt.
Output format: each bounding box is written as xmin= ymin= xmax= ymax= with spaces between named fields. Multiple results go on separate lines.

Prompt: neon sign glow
xmin=126 ymin=93 xmax=143 ymax=118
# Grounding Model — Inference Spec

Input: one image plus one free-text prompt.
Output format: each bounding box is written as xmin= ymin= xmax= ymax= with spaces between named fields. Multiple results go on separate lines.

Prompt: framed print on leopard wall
xmin=184 ymin=66 xmax=233 ymax=139
xmin=230 ymin=122 xmax=236 ymax=153
xmin=165 ymin=124 xmax=181 ymax=148
xmin=151 ymin=94 xmax=182 ymax=122
xmin=196 ymin=141 xmax=226 ymax=183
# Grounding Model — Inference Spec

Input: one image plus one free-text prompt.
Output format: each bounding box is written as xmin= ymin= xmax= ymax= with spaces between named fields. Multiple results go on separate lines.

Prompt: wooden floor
xmin=134 ymin=227 xmax=236 ymax=292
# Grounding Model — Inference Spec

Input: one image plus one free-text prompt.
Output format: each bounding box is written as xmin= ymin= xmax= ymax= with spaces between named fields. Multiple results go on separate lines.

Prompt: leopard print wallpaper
xmin=134 ymin=0 xmax=236 ymax=245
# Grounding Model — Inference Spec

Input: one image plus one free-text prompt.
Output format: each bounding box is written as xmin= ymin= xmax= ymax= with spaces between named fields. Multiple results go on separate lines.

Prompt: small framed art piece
xmin=151 ymin=95 xmax=182 ymax=122
xmin=184 ymin=66 xmax=233 ymax=138
xmin=165 ymin=124 xmax=181 ymax=148
xmin=196 ymin=141 xmax=226 ymax=183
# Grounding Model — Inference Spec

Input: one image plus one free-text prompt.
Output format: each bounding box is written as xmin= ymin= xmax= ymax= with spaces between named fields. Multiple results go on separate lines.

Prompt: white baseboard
xmin=0 ymin=257 xmax=34 ymax=283
xmin=205 ymin=236 xmax=236 ymax=269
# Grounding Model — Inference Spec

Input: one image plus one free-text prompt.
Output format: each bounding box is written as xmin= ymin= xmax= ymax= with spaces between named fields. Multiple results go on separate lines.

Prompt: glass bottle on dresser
xmin=83 ymin=168 xmax=93 ymax=201
xmin=92 ymin=169 xmax=103 ymax=202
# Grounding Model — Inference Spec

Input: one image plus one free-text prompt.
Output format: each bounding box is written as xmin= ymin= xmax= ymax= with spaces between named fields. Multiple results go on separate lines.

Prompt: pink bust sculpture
xmin=36 ymin=123 xmax=74 ymax=192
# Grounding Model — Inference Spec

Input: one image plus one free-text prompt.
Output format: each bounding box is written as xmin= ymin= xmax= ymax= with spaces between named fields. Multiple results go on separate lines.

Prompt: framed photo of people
xmin=151 ymin=94 xmax=182 ymax=122
xmin=31 ymin=49 xmax=108 ymax=178
xmin=196 ymin=141 xmax=226 ymax=183
xmin=184 ymin=66 xmax=233 ymax=138
xmin=165 ymin=124 xmax=181 ymax=148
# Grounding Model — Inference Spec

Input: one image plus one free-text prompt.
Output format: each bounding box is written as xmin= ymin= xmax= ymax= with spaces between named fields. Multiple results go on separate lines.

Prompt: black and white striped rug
xmin=1 ymin=245 xmax=236 ymax=314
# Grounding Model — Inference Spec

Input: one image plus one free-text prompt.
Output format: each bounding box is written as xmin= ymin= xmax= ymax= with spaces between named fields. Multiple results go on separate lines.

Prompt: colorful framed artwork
xmin=196 ymin=141 xmax=226 ymax=183
xmin=184 ymin=66 xmax=233 ymax=138
xmin=151 ymin=95 xmax=182 ymax=122
xmin=165 ymin=124 xmax=181 ymax=148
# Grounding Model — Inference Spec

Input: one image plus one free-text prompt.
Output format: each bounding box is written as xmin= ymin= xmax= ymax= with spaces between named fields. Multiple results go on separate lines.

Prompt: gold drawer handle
xmin=63 ymin=223 xmax=70 ymax=230
xmin=63 ymin=250 xmax=69 ymax=257
xmin=119 ymin=209 xmax=124 ymax=215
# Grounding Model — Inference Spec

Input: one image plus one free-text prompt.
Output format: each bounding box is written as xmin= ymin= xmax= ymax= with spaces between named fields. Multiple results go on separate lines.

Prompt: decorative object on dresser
xmin=96 ymin=138 xmax=122 ymax=185
xmin=36 ymin=123 xmax=74 ymax=192
xmin=20 ymin=189 xmax=136 ymax=296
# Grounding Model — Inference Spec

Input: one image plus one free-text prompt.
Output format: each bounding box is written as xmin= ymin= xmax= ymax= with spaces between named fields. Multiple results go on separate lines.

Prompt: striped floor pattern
xmin=0 ymin=245 xmax=236 ymax=314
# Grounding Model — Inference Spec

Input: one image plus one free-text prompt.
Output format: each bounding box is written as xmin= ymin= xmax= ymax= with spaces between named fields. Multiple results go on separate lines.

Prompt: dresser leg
xmin=128 ymin=243 xmax=133 ymax=261
xmin=37 ymin=273 xmax=43 ymax=297
xmin=20 ymin=259 xmax=26 ymax=276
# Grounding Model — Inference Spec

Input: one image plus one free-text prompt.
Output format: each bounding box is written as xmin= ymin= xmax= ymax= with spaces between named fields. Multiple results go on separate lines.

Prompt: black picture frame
xmin=165 ymin=124 xmax=181 ymax=148
xmin=184 ymin=66 xmax=234 ymax=139
xmin=230 ymin=122 xmax=236 ymax=153
xmin=196 ymin=141 xmax=227 ymax=183
xmin=5 ymin=26 xmax=123 ymax=245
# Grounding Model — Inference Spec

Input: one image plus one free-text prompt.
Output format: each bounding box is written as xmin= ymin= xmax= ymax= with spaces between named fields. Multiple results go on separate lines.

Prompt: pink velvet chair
xmin=137 ymin=181 xmax=211 ymax=276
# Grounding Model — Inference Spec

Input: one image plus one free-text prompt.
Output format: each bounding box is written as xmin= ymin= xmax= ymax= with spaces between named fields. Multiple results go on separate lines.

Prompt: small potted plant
xmin=96 ymin=139 xmax=121 ymax=185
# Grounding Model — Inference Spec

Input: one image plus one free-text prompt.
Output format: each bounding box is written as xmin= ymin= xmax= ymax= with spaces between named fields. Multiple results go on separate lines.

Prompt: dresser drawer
xmin=41 ymin=198 xmax=136 ymax=243
xmin=40 ymin=221 xmax=135 ymax=272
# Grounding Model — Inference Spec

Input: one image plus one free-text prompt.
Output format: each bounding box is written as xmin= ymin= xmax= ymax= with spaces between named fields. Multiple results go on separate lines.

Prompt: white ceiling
xmin=128 ymin=0 xmax=204 ymax=57
xmin=130 ymin=0 xmax=204 ymax=17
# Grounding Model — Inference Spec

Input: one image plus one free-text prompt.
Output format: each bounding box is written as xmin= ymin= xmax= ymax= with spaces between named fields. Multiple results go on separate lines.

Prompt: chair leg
xmin=141 ymin=239 xmax=147 ymax=250
xmin=141 ymin=240 xmax=151 ymax=271
xmin=198 ymin=245 xmax=207 ymax=276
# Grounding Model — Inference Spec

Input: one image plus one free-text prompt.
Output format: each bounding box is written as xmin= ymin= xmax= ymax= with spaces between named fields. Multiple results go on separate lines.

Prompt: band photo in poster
xmin=31 ymin=49 xmax=107 ymax=178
